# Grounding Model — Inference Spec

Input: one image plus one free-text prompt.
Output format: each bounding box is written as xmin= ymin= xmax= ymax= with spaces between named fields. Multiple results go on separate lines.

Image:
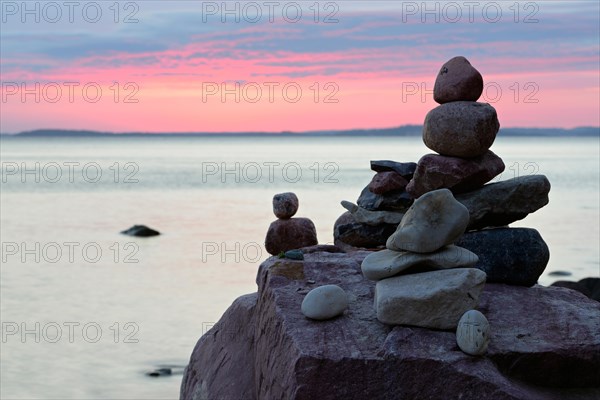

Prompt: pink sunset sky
xmin=1 ymin=1 xmax=599 ymax=133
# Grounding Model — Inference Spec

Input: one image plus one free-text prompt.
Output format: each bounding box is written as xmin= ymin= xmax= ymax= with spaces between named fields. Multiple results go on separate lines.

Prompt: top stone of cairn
xmin=434 ymin=56 xmax=483 ymax=104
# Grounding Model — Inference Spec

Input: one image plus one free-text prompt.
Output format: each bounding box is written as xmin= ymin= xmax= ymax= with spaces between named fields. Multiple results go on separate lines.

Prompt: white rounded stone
xmin=456 ymin=310 xmax=490 ymax=356
xmin=301 ymin=284 xmax=348 ymax=320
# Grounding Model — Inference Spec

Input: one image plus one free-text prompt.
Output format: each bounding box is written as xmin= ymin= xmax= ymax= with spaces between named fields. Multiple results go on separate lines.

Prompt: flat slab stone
xmin=374 ymin=268 xmax=487 ymax=329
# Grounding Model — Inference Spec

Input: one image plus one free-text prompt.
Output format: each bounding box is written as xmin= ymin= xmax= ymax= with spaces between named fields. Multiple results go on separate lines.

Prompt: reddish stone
xmin=368 ymin=171 xmax=408 ymax=195
xmin=406 ymin=151 xmax=505 ymax=198
xmin=264 ymin=218 xmax=318 ymax=255
xmin=434 ymin=56 xmax=484 ymax=104
xmin=181 ymin=251 xmax=600 ymax=400
xmin=273 ymin=192 xmax=299 ymax=219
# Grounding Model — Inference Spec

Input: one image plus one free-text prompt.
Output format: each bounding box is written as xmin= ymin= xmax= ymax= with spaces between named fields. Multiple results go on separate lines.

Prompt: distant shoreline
xmin=1 ymin=126 xmax=598 ymax=138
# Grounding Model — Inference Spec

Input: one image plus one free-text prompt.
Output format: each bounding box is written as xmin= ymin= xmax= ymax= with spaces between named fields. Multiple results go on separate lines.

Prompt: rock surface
xmin=361 ymin=246 xmax=479 ymax=280
xmin=341 ymin=201 xmax=404 ymax=226
xmin=265 ymin=218 xmax=318 ymax=255
xmin=456 ymin=175 xmax=551 ymax=230
xmin=273 ymin=192 xmax=299 ymax=219
xmin=182 ymin=250 xmax=600 ymax=399
xmin=434 ymin=56 xmax=484 ymax=104
xmin=406 ymin=151 xmax=505 ymax=198
xmin=375 ymin=268 xmax=487 ymax=329
xmin=301 ymin=284 xmax=348 ymax=320
xmin=387 ymin=189 xmax=469 ymax=253
xmin=423 ymin=101 xmax=500 ymax=158
xmin=368 ymin=171 xmax=408 ymax=194
xmin=120 ymin=225 xmax=160 ymax=237
xmin=456 ymin=228 xmax=550 ymax=287
xmin=370 ymin=160 xmax=417 ymax=178
xmin=333 ymin=212 xmax=396 ymax=250
xmin=456 ymin=310 xmax=490 ymax=356
xmin=356 ymin=185 xmax=413 ymax=212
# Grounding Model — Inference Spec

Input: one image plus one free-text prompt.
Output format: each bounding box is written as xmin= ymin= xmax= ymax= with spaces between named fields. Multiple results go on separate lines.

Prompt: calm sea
xmin=1 ymin=136 xmax=598 ymax=399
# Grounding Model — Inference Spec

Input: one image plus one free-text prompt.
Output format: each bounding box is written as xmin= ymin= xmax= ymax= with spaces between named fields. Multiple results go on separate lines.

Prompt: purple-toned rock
xmin=333 ymin=211 xmax=395 ymax=250
xmin=181 ymin=250 xmax=600 ymax=400
xmin=265 ymin=218 xmax=318 ymax=255
xmin=368 ymin=171 xmax=408 ymax=194
xmin=370 ymin=160 xmax=417 ymax=179
xmin=406 ymin=151 xmax=505 ymax=198
xmin=434 ymin=56 xmax=484 ymax=104
xmin=273 ymin=192 xmax=299 ymax=219
xmin=423 ymin=101 xmax=500 ymax=158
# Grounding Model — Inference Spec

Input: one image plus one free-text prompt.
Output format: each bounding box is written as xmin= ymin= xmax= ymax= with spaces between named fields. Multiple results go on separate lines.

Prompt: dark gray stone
xmin=284 ymin=249 xmax=304 ymax=260
xmin=456 ymin=228 xmax=550 ymax=286
xmin=120 ymin=225 xmax=160 ymax=237
xmin=456 ymin=175 xmax=551 ymax=231
xmin=333 ymin=211 xmax=396 ymax=250
xmin=370 ymin=160 xmax=417 ymax=179
xmin=356 ymin=185 xmax=413 ymax=212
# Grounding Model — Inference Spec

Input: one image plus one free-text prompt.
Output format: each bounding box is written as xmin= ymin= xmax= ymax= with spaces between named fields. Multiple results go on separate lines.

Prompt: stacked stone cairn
xmin=265 ymin=192 xmax=318 ymax=256
xmin=330 ymin=56 xmax=552 ymax=354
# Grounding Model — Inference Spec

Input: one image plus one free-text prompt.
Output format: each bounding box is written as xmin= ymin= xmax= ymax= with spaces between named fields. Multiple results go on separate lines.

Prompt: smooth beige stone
xmin=456 ymin=310 xmax=490 ymax=356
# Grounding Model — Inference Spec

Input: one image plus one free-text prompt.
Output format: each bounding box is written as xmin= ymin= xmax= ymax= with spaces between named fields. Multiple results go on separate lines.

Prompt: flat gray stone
xmin=375 ymin=268 xmax=487 ymax=329
xmin=361 ymin=246 xmax=479 ymax=280
xmin=341 ymin=201 xmax=404 ymax=226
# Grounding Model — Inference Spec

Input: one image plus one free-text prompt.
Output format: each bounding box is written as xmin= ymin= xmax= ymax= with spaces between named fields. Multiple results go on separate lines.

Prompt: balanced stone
xmin=341 ymin=201 xmax=404 ymax=226
xmin=456 ymin=227 xmax=549 ymax=287
xmin=333 ymin=211 xmax=396 ymax=250
xmin=120 ymin=225 xmax=160 ymax=237
xmin=386 ymin=189 xmax=469 ymax=253
xmin=273 ymin=192 xmax=299 ymax=219
xmin=456 ymin=310 xmax=490 ymax=356
xmin=374 ymin=268 xmax=487 ymax=329
xmin=357 ymin=185 xmax=413 ymax=212
xmin=406 ymin=151 xmax=505 ymax=198
xmin=265 ymin=218 xmax=318 ymax=255
xmin=423 ymin=101 xmax=500 ymax=158
xmin=370 ymin=160 xmax=417 ymax=179
xmin=361 ymin=245 xmax=479 ymax=281
xmin=301 ymin=284 xmax=348 ymax=320
xmin=368 ymin=171 xmax=408 ymax=194
xmin=434 ymin=56 xmax=484 ymax=104
xmin=456 ymin=175 xmax=551 ymax=231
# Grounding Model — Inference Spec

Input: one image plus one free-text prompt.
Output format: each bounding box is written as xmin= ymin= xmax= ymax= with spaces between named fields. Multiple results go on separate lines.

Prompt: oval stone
xmin=423 ymin=102 xmax=500 ymax=158
xmin=301 ymin=284 xmax=348 ymax=320
xmin=456 ymin=310 xmax=490 ymax=356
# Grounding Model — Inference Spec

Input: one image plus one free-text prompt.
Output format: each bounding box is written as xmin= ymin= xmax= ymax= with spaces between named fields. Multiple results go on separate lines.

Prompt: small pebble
xmin=285 ymin=249 xmax=304 ymax=260
xmin=273 ymin=192 xmax=299 ymax=219
xmin=307 ymin=279 xmax=316 ymax=284
xmin=456 ymin=310 xmax=490 ymax=356
xmin=548 ymin=270 xmax=572 ymax=277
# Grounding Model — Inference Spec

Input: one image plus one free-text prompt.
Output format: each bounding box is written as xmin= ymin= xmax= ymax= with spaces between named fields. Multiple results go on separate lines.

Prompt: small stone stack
xmin=334 ymin=161 xmax=416 ymax=250
xmin=361 ymin=189 xmax=485 ymax=330
xmin=406 ymin=56 xmax=505 ymax=198
xmin=265 ymin=192 xmax=318 ymax=255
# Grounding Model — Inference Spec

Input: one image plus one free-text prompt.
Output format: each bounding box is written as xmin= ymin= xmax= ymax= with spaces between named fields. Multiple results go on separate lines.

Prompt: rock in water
xmin=374 ymin=268 xmax=487 ymax=329
xmin=456 ymin=175 xmax=551 ymax=230
xmin=301 ymin=285 xmax=348 ymax=320
xmin=434 ymin=56 xmax=484 ymax=104
xmin=423 ymin=101 xmax=500 ymax=158
xmin=370 ymin=160 xmax=417 ymax=179
xmin=273 ymin=192 xmax=299 ymax=219
xmin=341 ymin=201 xmax=404 ymax=226
xmin=120 ymin=225 xmax=160 ymax=237
xmin=265 ymin=218 xmax=318 ymax=255
xmin=386 ymin=189 xmax=469 ymax=253
xmin=361 ymin=246 xmax=479 ymax=280
xmin=456 ymin=310 xmax=490 ymax=356
xmin=406 ymin=151 xmax=505 ymax=198
xmin=456 ymin=228 xmax=549 ymax=287
xmin=368 ymin=171 xmax=408 ymax=194
xmin=333 ymin=211 xmax=396 ymax=249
